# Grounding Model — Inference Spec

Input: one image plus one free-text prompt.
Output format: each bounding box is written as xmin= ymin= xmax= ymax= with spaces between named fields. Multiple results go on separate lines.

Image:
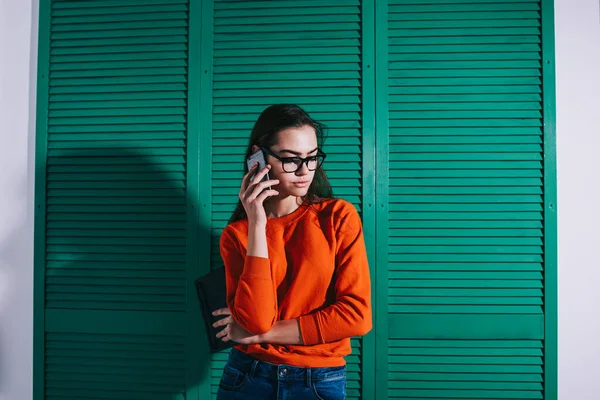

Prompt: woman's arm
xmin=255 ymin=204 xmax=373 ymax=346
xmin=296 ymin=204 xmax=373 ymax=345
xmin=247 ymin=220 xmax=269 ymax=258
xmin=211 ymin=307 xmax=303 ymax=345
xmin=220 ymin=226 xmax=278 ymax=335
xmin=257 ymin=319 xmax=303 ymax=345
xmin=220 ymin=163 xmax=280 ymax=335
xmin=219 ymin=203 xmax=372 ymax=345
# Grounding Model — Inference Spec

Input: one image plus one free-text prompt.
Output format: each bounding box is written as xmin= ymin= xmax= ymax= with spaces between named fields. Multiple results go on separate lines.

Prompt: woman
xmin=212 ymin=104 xmax=372 ymax=400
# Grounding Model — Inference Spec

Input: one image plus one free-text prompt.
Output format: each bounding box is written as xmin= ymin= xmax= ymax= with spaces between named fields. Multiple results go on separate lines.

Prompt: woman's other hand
xmin=212 ymin=307 xmax=262 ymax=345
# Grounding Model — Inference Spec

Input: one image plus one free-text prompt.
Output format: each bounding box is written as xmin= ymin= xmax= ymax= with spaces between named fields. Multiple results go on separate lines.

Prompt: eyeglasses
xmin=261 ymin=146 xmax=327 ymax=173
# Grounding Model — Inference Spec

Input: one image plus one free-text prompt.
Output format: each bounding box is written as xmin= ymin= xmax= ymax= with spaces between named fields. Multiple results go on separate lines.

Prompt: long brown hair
xmin=228 ymin=104 xmax=334 ymax=224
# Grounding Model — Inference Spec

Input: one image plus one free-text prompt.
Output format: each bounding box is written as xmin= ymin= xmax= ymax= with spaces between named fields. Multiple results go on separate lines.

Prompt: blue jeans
xmin=216 ymin=348 xmax=347 ymax=400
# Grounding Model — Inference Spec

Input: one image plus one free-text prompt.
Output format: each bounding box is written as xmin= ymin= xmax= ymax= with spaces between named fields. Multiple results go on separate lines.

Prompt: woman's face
xmin=253 ymin=125 xmax=318 ymax=198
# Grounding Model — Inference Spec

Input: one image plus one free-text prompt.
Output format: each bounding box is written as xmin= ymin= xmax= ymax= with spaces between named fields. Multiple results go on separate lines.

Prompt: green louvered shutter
xmin=384 ymin=1 xmax=545 ymax=399
xmin=41 ymin=1 xmax=197 ymax=399
xmin=209 ymin=0 xmax=364 ymax=398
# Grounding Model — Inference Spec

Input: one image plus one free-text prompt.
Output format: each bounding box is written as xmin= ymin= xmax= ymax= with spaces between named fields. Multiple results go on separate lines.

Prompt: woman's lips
xmin=293 ymin=181 xmax=310 ymax=187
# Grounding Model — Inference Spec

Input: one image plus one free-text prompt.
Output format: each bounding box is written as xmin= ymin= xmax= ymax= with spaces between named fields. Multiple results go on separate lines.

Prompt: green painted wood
xmin=214 ymin=0 xmax=360 ymax=9
xmin=374 ymin=0 xmax=391 ymax=398
xmin=195 ymin=0 xmax=215 ymax=399
xmin=391 ymin=3 xmax=539 ymax=11
xmin=51 ymin=11 xmax=189 ymax=24
xmin=541 ymin=1 xmax=558 ymax=399
xmin=52 ymin=4 xmax=188 ymax=16
xmin=37 ymin=1 xmax=196 ymax=399
xmin=33 ymin=1 xmax=51 ymax=399
xmin=50 ymin=27 xmax=190 ymax=41
xmin=186 ymin=1 xmax=205 ymax=399
xmin=389 ymin=314 xmax=544 ymax=340
xmin=384 ymin=1 xmax=549 ymax=399
xmin=45 ymin=309 xmax=186 ymax=335
xmin=52 ymin=0 xmax=189 ymax=9
xmin=360 ymin=0 xmax=377 ymax=398
xmin=216 ymin=6 xmax=360 ymax=18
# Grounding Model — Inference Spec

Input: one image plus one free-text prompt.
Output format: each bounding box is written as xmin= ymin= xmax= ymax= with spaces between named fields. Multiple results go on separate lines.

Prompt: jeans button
xmin=279 ymin=368 xmax=287 ymax=376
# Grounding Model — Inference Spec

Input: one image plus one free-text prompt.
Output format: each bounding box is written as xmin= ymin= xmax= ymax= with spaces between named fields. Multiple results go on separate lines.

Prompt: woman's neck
xmin=264 ymin=195 xmax=302 ymax=219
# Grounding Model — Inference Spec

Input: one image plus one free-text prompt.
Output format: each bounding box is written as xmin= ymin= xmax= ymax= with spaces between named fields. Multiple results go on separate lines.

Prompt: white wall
xmin=0 ymin=0 xmax=598 ymax=399
xmin=0 ymin=0 xmax=37 ymax=400
xmin=555 ymin=0 xmax=600 ymax=399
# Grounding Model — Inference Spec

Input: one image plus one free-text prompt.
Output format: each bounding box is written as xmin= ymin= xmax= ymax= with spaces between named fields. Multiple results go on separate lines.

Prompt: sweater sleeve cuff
xmin=298 ymin=313 xmax=324 ymax=345
xmin=241 ymin=256 xmax=271 ymax=279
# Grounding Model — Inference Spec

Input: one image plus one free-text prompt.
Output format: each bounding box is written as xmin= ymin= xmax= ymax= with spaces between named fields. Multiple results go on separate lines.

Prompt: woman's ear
xmin=251 ymin=145 xmax=260 ymax=153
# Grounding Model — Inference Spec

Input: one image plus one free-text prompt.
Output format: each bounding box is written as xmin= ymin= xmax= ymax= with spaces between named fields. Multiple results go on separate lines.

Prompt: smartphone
xmin=246 ymin=149 xmax=271 ymax=189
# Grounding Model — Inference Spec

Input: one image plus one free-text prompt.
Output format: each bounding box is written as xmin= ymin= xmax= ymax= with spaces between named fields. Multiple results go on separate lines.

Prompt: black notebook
xmin=194 ymin=266 xmax=235 ymax=353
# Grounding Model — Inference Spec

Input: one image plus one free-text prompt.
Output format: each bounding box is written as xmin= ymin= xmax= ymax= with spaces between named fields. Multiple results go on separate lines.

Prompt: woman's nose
xmin=296 ymin=161 xmax=309 ymax=175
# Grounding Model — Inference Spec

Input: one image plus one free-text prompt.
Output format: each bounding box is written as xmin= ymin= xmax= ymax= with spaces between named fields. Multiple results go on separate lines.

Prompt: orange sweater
xmin=220 ymin=198 xmax=372 ymax=368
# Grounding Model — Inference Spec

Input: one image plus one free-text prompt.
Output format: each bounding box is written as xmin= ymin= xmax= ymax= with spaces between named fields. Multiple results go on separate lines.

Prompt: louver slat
xmin=386 ymin=1 xmax=544 ymax=399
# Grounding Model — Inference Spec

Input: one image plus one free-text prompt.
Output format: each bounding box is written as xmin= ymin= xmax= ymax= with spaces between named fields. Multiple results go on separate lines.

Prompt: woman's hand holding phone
xmin=239 ymin=163 xmax=279 ymax=226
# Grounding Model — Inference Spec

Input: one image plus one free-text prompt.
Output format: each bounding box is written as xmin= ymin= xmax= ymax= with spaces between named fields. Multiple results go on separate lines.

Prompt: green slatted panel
xmin=388 ymin=339 xmax=544 ymax=399
xmin=43 ymin=1 xmax=190 ymax=398
xmin=346 ymin=338 xmax=363 ymax=399
xmin=386 ymin=0 xmax=545 ymax=399
xmin=211 ymin=0 xmax=363 ymax=251
xmin=45 ymin=333 xmax=186 ymax=400
xmin=210 ymin=351 xmax=230 ymax=396
xmin=210 ymin=0 xmax=364 ymax=398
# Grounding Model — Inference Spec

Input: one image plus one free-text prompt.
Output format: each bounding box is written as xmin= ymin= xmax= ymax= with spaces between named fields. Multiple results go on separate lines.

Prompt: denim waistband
xmin=226 ymin=348 xmax=346 ymax=383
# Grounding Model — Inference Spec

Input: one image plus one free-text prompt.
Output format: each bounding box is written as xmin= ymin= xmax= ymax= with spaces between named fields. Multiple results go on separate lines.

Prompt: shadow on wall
xmin=31 ymin=145 xmax=213 ymax=399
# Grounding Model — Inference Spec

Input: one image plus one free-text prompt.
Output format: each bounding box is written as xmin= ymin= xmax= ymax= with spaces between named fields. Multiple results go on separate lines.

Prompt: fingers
xmin=215 ymin=322 xmax=232 ymax=342
xmin=216 ymin=326 xmax=228 ymax=339
xmin=212 ymin=316 xmax=232 ymax=328
xmin=251 ymin=164 xmax=272 ymax=185
xmin=213 ymin=308 xmax=233 ymax=341
xmin=213 ymin=307 xmax=234 ymax=341
xmin=256 ymin=189 xmax=280 ymax=204
xmin=240 ymin=163 xmax=259 ymax=195
xmin=246 ymin=179 xmax=279 ymax=202
xmin=240 ymin=164 xmax=272 ymax=200
xmin=212 ymin=307 xmax=231 ymax=317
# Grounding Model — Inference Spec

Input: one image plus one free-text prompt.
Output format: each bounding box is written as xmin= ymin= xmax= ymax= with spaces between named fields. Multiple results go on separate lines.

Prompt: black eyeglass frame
xmin=260 ymin=146 xmax=327 ymax=173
